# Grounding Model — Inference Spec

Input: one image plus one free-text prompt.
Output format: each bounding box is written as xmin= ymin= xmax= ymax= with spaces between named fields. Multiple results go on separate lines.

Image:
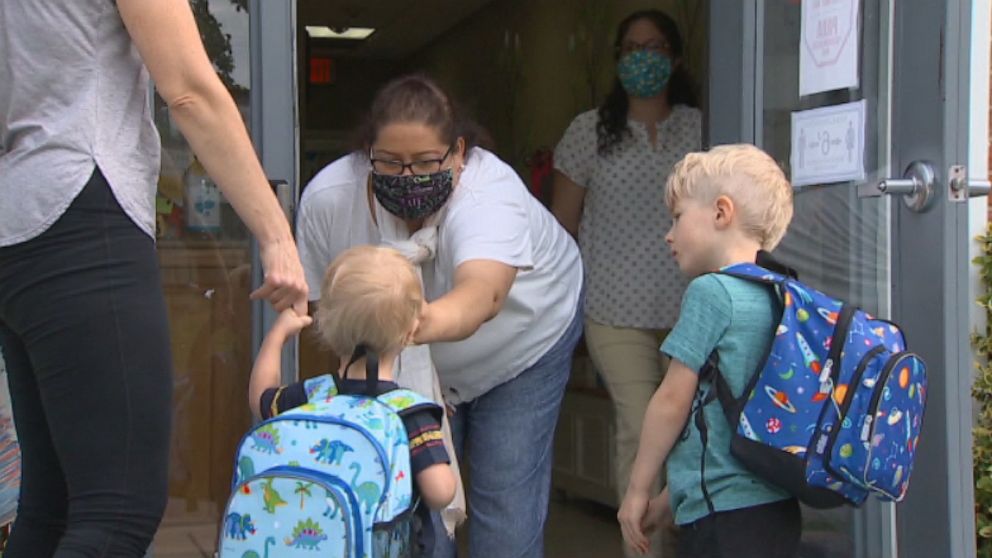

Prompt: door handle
xmin=268 ymin=179 xmax=295 ymax=226
xmin=948 ymin=165 xmax=991 ymax=201
xmin=858 ymin=160 xmax=935 ymax=213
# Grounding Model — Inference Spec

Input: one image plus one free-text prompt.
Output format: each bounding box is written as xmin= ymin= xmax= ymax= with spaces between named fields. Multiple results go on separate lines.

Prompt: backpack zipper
xmin=808 ymin=304 xmax=857 ymax=466
xmin=861 ymin=353 xmax=915 ymax=444
xmin=233 ymin=414 xmax=391 ymax=500
xmin=819 ymin=305 xmax=857 ymax=388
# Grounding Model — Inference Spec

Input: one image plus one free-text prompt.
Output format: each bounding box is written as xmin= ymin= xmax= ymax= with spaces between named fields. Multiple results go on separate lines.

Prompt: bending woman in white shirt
xmin=296 ymin=74 xmax=583 ymax=558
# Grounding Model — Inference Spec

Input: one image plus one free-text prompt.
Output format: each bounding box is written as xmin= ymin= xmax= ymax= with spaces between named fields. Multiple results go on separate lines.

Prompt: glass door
xmin=754 ymin=1 xmax=892 ymax=556
xmin=150 ymin=1 xmax=298 ymax=554
xmin=712 ymin=0 xmax=981 ymax=556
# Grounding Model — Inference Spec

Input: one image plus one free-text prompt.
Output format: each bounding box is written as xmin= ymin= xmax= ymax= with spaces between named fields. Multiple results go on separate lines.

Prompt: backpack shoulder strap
xmin=378 ymin=389 xmax=443 ymax=423
xmin=714 ymin=250 xmax=798 ymax=285
xmin=716 ymin=263 xmax=786 ymax=285
xmin=691 ymin=350 xmax=730 ymax=515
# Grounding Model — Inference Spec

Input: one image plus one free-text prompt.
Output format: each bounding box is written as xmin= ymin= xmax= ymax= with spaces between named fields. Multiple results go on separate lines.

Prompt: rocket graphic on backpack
xmin=217 ymin=367 xmax=440 ymax=557
xmin=691 ymin=255 xmax=927 ymax=508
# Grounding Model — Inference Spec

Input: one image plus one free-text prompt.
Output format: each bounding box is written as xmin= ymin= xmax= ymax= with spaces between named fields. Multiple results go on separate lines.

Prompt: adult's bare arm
xmin=413 ymin=259 xmax=518 ymax=344
xmin=118 ymin=0 xmax=307 ymax=313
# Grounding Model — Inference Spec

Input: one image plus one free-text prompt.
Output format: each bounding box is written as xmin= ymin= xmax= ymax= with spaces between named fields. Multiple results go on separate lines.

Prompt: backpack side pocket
xmin=826 ymin=352 xmax=927 ymax=501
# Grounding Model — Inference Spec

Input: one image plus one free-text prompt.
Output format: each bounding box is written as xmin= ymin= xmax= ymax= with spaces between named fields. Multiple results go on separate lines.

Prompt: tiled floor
xmin=151 ymin=495 xmax=624 ymax=557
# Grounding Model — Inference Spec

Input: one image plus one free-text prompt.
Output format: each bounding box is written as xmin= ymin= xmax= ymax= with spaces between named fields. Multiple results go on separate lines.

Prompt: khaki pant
xmin=584 ymin=319 xmax=678 ymax=558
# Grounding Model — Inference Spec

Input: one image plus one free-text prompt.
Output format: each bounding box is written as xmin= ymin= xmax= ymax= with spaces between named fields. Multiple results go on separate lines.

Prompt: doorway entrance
xmin=149 ymin=1 xmax=985 ymax=556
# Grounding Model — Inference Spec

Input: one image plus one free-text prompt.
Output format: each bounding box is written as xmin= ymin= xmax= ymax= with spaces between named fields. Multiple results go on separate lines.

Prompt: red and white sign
xmin=799 ymin=0 xmax=860 ymax=96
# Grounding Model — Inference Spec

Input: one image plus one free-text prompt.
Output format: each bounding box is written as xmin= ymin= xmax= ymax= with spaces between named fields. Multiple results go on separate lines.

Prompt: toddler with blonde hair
xmin=248 ymin=245 xmax=455 ymax=555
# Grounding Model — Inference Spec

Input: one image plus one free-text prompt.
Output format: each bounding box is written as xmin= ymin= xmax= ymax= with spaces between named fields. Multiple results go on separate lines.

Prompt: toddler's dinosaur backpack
xmin=218 ymin=354 xmax=439 ymax=558
xmin=692 ymin=253 xmax=927 ymax=509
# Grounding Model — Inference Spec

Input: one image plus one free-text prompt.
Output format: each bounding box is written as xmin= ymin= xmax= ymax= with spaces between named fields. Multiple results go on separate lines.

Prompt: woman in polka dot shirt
xmin=551 ymin=9 xmax=702 ymax=557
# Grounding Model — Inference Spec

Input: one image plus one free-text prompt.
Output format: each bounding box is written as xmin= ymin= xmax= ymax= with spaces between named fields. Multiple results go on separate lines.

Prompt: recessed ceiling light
xmin=305 ymin=26 xmax=375 ymax=40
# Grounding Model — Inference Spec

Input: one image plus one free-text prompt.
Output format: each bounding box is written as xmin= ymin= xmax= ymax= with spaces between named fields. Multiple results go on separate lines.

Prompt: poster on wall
xmin=790 ymin=100 xmax=866 ymax=187
xmin=799 ymin=0 xmax=860 ymax=96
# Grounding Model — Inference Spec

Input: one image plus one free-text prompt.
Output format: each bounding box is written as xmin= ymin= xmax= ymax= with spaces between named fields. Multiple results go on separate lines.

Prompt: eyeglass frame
xmin=369 ymin=145 xmax=454 ymax=176
xmin=616 ymin=38 xmax=672 ymax=57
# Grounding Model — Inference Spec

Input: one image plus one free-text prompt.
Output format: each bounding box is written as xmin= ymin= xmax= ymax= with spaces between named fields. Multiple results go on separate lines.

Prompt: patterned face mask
xmin=617 ymin=50 xmax=673 ymax=98
xmin=371 ymin=168 xmax=454 ymax=220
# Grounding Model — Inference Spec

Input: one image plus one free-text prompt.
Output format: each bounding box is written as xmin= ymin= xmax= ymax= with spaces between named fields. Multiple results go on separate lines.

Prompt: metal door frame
xmin=249 ymin=0 xmax=301 ymax=386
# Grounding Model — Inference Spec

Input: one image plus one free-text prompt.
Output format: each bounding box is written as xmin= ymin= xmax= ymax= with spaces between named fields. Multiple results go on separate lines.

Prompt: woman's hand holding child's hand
xmin=273 ymin=308 xmax=313 ymax=337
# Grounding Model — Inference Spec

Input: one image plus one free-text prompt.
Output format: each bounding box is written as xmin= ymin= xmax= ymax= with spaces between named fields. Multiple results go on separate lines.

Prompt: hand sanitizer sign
xmin=184 ymin=159 xmax=221 ymax=233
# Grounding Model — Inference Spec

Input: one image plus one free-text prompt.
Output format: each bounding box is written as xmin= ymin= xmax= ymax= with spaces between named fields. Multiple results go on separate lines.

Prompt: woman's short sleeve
xmin=553 ymin=111 xmax=597 ymax=187
xmin=443 ymin=184 xmax=534 ymax=271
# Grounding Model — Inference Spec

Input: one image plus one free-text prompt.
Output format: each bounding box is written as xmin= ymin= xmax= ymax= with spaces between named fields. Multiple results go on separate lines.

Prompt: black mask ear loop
xmin=342 ymin=344 xmax=380 ymax=396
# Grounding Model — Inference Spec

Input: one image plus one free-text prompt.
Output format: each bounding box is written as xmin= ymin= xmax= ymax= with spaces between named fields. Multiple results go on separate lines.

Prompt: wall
xmin=300 ymin=56 xmax=401 ymax=133
xmin=297 ymin=42 xmax=403 ymax=183
xmin=406 ymin=0 xmax=707 ymax=176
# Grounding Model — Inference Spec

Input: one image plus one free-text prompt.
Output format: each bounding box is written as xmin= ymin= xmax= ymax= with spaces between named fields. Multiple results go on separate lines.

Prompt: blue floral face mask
xmin=617 ymin=50 xmax=673 ymax=98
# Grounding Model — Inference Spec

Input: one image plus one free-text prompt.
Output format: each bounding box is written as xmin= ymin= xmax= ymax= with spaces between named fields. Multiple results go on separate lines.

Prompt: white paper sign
xmin=790 ymin=100 xmax=866 ymax=187
xmin=800 ymin=0 xmax=860 ymax=96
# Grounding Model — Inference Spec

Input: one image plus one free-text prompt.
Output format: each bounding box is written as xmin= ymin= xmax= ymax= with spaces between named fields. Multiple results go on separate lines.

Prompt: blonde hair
xmin=665 ymin=144 xmax=794 ymax=250
xmin=316 ymin=245 xmax=423 ymax=357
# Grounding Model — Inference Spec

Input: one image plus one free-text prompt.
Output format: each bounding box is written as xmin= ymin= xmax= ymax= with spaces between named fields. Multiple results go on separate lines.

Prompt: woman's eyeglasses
xmin=617 ymin=39 xmax=671 ymax=56
xmin=370 ymin=146 xmax=452 ymax=176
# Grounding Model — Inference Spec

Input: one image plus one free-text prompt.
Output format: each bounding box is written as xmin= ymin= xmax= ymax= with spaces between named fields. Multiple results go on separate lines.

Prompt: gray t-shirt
xmin=0 ymin=0 xmax=161 ymax=246
xmin=554 ymin=106 xmax=701 ymax=330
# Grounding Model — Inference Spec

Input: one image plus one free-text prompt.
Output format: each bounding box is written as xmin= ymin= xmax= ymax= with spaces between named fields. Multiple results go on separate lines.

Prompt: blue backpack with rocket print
xmin=218 ymin=366 xmax=439 ymax=558
xmin=693 ymin=256 xmax=927 ymax=509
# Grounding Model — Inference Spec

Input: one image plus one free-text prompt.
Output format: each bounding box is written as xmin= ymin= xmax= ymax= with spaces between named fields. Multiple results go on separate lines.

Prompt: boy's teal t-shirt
xmin=660 ymin=272 xmax=792 ymax=526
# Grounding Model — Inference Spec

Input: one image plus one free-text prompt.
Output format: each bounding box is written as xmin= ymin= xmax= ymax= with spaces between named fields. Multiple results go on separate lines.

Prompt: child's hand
xmin=641 ymin=492 xmax=672 ymax=537
xmin=272 ymin=308 xmax=313 ymax=337
xmin=617 ymin=489 xmax=651 ymax=555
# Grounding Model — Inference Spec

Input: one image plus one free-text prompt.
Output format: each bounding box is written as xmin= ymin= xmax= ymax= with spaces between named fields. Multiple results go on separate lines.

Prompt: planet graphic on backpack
xmin=764 ymin=386 xmax=797 ymax=413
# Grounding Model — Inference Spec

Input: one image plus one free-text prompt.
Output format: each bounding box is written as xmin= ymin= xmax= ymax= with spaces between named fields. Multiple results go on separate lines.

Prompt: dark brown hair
xmin=354 ymin=74 xmax=486 ymax=153
xmin=597 ymin=10 xmax=699 ymax=156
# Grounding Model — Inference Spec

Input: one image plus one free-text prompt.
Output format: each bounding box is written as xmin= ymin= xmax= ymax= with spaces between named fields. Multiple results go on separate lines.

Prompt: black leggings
xmin=0 ymin=170 xmax=173 ymax=557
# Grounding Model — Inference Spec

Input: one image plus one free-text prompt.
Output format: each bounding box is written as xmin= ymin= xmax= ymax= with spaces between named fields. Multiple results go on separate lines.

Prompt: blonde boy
xmin=248 ymin=245 xmax=455 ymax=551
xmin=618 ymin=145 xmax=799 ymax=558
